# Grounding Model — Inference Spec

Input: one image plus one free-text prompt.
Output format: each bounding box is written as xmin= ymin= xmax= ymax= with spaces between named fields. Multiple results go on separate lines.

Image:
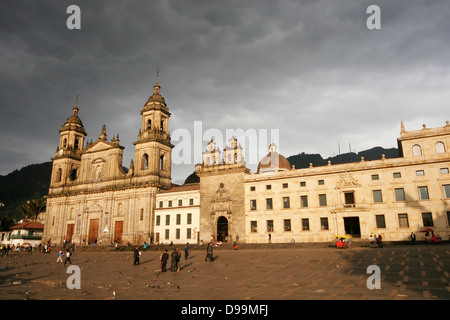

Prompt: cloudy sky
xmin=1 ymin=0 xmax=450 ymax=184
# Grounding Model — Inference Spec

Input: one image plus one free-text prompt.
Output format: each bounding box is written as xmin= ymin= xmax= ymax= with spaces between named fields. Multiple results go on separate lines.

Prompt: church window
xmin=70 ymin=169 xmax=77 ymax=181
xmin=63 ymin=138 xmax=67 ymax=148
xmin=160 ymin=155 xmax=164 ymax=171
xmin=412 ymin=144 xmax=422 ymax=156
xmin=436 ymin=141 xmax=446 ymax=154
xmin=56 ymin=168 xmax=62 ymax=182
xmin=74 ymin=138 xmax=79 ymax=150
xmin=147 ymin=119 xmax=152 ymax=130
xmin=160 ymin=119 xmax=164 ymax=131
xmin=142 ymin=154 xmax=149 ymax=170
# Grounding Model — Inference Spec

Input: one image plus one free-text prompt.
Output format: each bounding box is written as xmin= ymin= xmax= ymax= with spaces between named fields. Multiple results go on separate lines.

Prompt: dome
xmin=257 ymin=144 xmax=290 ymax=173
xmin=184 ymin=171 xmax=200 ymax=185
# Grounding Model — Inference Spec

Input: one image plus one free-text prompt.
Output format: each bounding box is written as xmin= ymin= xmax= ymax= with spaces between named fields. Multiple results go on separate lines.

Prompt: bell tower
xmin=50 ymin=96 xmax=87 ymax=189
xmin=133 ymin=74 xmax=173 ymax=188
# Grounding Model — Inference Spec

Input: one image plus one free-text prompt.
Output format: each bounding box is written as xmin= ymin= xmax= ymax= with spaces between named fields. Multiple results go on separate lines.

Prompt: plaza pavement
xmin=0 ymin=242 xmax=449 ymax=301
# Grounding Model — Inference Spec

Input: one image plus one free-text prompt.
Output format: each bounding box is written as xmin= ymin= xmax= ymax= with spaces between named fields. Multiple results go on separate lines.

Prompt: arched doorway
xmin=217 ymin=216 xmax=228 ymax=242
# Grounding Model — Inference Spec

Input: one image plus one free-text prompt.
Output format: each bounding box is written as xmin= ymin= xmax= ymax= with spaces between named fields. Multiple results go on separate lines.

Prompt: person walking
xmin=133 ymin=245 xmax=140 ymax=265
xmin=160 ymin=249 xmax=169 ymax=272
xmin=170 ymin=248 xmax=181 ymax=272
xmin=205 ymin=241 xmax=214 ymax=262
xmin=63 ymin=249 xmax=72 ymax=266
xmin=184 ymin=243 xmax=190 ymax=260
xmin=56 ymin=249 xmax=63 ymax=263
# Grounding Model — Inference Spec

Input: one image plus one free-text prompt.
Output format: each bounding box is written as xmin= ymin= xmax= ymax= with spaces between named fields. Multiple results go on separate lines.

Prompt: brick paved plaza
xmin=0 ymin=243 xmax=449 ymax=301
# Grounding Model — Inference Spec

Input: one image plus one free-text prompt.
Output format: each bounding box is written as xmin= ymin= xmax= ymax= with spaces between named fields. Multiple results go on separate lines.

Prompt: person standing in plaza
xmin=184 ymin=243 xmax=189 ymax=260
xmin=410 ymin=232 xmax=416 ymax=245
xmin=56 ymin=249 xmax=63 ymax=263
xmin=133 ymin=245 xmax=140 ymax=265
xmin=160 ymin=249 xmax=169 ymax=272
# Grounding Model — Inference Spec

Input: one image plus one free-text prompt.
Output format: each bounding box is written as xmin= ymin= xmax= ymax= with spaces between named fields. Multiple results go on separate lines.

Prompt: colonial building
xmin=43 ymin=78 xmax=450 ymax=246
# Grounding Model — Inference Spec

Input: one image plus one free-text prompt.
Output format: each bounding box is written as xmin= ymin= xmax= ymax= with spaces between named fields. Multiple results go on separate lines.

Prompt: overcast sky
xmin=1 ymin=0 xmax=450 ymax=184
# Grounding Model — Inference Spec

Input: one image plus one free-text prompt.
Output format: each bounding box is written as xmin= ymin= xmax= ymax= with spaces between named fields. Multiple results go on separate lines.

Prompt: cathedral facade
xmin=43 ymin=79 xmax=450 ymax=246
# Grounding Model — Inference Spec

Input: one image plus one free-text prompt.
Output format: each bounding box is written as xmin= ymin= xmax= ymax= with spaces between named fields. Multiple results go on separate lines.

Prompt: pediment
xmin=83 ymin=140 xmax=115 ymax=153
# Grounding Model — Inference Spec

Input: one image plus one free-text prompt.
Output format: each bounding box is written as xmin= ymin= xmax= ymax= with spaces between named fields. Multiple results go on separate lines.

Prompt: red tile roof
xmin=10 ymin=222 xmax=44 ymax=230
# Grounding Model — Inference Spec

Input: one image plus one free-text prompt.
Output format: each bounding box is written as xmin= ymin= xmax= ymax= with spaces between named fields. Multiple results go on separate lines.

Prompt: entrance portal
xmin=88 ymin=219 xmax=99 ymax=244
xmin=344 ymin=217 xmax=361 ymax=238
xmin=217 ymin=216 xmax=228 ymax=242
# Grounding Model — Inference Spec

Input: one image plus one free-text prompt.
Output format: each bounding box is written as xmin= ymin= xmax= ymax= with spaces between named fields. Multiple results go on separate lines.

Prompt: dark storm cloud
xmin=1 ymin=0 xmax=450 ymax=183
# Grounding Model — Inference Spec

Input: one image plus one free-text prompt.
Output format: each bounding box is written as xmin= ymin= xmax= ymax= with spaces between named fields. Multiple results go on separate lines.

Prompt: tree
xmin=18 ymin=198 xmax=46 ymax=221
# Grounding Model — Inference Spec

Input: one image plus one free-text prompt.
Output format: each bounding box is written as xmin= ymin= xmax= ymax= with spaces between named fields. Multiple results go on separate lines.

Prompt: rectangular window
xmin=250 ymin=199 xmax=257 ymax=210
xmin=320 ymin=217 xmax=329 ymax=230
xmin=283 ymin=197 xmax=290 ymax=209
xmin=318 ymin=179 xmax=325 ymax=185
xmin=418 ymin=186 xmax=429 ymax=200
xmin=266 ymin=198 xmax=273 ymax=210
xmin=443 ymin=184 xmax=450 ymax=199
xmin=176 ymin=214 xmax=181 ymax=225
xmin=302 ymin=218 xmax=310 ymax=231
xmin=373 ymin=190 xmax=383 ymax=203
xmin=159 ymin=201 xmax=163 ymax=208
xmin=140 ymin=209 xmax=144 ymax=221
xmin=189 ymin=198 xmax=194 ymax=206
xmin=371 ymin=174 xmax=379 ymax=180
xmin=187 ymin=213 xmax=192 ymax=225
xmin=165 ymin=215 xmax=170 ymax=226
xmin=282 ymin=183 xmax=288 ymax=189
xmin=178 ymin=199 xmax=183 ymax=207
xmin=447 ymin=212 xmax=450 ymax=227
xmin=250 ymin=186 xmax=256 ymax=191
xmin=416 ymin=170 xmax=425 ymax=176
xmin=251 ymin=221 xmax=257 ymax=233
xmin=186 ymin=228 xmax=191 ymax=239
xmin=393 ymin=172 xmax=401 ymax=178
xmin=344 ymin=192 xmax=355 ymax=205
xmin=375 ymin=215 xmax=386 ymax=228
xmin=395 ymin=188 xmax=405 ymax=202
xmin=284 ymin=219 xmax=291 ymax=232
xmin=398 ymin=213 xmax=409 ymax=228
xmin=176 ymin=228 xmax=180 ymax=239
xmin=440 ymin=168 xmax=449 ymax=174
xmin=267 ymin=220 xmax=274 ymax=232
xmin=319 ymin=194 xmax=327 ymax=207
xmin=168 ymin=200 xmax=172 ymax=207
xmin=300 ymin=181 xmax=306 ymax=187
xmin=266 ymin=185 xmax=272 ymax=190
xmin=422 ymin=212 xmax=434 ymax=227
xmin=300 ymin=195 xmax=308 ymax=208
xmin=165 ymin=229 xmax=170 ymax=240
xmin=156 ymin=215 xmax=160 ymax=226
